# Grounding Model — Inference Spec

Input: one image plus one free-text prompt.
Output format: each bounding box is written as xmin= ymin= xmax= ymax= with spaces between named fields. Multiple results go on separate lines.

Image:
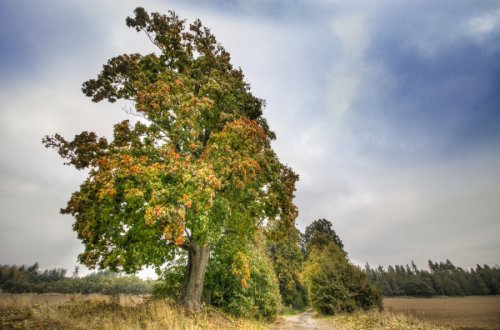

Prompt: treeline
xmin=365 ymin=260 xmax=500 ymax=297
xmin=0 ymin=263 xmax=153 ymax=295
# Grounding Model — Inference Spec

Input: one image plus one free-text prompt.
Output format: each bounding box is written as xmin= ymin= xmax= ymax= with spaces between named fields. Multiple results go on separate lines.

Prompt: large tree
xmin=44 ymin=7 xmax=296 ymax=310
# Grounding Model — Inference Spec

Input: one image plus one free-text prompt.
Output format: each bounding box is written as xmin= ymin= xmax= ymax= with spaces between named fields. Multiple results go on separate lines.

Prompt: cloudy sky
xmin=1 ymin=0 xmax=499 ymax=275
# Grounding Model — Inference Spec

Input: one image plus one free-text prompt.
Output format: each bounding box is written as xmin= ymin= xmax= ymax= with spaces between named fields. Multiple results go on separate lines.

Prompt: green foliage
xmin=301 ymin=219 xmax=382 ymax=315
xmin=302 ymin=218 xmax=345 ymax=255
xmin=204 ymin=231 xmax=281 ymax=320
xmin=266 ymin=224 xmax=307 ymax=310
xmin=152 ymin=254 xmax=187 ymax=298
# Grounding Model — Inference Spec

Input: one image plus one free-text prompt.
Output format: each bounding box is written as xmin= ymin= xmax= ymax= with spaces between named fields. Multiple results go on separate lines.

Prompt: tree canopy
xmin=44 ymin=7 xmax=297 ymax=310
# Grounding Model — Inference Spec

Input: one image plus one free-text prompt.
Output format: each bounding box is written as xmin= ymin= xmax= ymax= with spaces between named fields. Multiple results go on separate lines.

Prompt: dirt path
xmin=276 ymin=310 xmax=336 ymax=329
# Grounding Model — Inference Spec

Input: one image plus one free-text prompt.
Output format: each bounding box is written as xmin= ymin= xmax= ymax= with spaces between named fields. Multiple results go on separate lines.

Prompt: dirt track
xmin=277 ymin=311 xmax=335 ymax=329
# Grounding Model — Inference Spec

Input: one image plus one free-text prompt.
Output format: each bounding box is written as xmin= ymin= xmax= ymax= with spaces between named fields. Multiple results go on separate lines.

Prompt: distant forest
xmin=0 ymin=263 xmax=152 ymax=295
xmin=2 ymin=259 xmax=499 ymax=298
xmin=364 ymin=260 xmax=500 ymax=297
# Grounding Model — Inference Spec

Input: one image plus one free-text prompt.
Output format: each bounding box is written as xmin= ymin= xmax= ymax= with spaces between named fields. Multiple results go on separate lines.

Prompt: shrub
xmin=301 ymin=242 xmax=381 ymax=315
xmin=204 ymin=231 xmax=281 ymax=320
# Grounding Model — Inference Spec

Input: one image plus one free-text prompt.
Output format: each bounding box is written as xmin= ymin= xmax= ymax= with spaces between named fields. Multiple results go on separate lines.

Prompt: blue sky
xmin=1 ymin=0 xmax=499 ymax=274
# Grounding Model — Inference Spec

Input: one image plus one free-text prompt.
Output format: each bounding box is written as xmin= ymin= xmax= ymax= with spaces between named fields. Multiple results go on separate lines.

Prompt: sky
xmin=1 ymin=0 xmax=499 ymax=276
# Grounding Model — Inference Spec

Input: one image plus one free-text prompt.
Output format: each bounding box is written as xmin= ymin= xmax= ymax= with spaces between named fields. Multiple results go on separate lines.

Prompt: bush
xmin=301 ymin=242 xmax=381 ymax=315
xmin=204 ymin=232 xmax=281 ymax=320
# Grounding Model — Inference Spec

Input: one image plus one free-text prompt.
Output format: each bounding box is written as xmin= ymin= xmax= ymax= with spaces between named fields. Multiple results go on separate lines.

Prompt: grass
xmin=320 ymin=310 xmax=452 ymax=330
xmin=0 ymin=298 xmax=269 ymax=330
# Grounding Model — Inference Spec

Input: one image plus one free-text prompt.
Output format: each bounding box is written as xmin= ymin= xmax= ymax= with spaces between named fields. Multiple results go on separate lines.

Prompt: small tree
xmin=301 ymin=219 xmax=382 ymax=314
xmin=267 ymin=222 xmax=307 ymax=310
xmin=44 ymin=7 xmax=296 ymax=311
xmin=302 ymin=218 xmax=345 ymax=255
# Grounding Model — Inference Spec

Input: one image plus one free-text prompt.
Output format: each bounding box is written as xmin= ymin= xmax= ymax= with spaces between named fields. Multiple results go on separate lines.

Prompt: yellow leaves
xmin=177 ymin=208 xmax=185 ymax=221
xmin=98 ymin=187 xmax=116 ymax=200
xmin=163 ymin=219 xmax=186 ymax=245
xmin=208 ymin=174 xmax=220 ymax=189
xmin=163 ymin=227 xmax=172 ymax=240
xmin=231 ymin=252 xmax=251 ymax=289
xmin=201 ymin=96 xmax=215 ymax=108
xmin=125 ymin=188 xmax=144 ymax=198
xmin=145 ymin=208 xmax=155 ymax=225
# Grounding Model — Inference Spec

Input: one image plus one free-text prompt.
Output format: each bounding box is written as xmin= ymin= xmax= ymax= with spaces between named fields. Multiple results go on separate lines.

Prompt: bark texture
xmin=178 ymin=242 xmax=210 ymax=311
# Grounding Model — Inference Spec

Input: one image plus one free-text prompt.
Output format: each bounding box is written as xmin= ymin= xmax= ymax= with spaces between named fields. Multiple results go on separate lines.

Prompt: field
xmin=384 ymin=296 xmax=500 ymax=330
xmin=0 ymin=294 xmax=269 ymax=330
xmin=0 ymin=293 xmax=146 ymax=307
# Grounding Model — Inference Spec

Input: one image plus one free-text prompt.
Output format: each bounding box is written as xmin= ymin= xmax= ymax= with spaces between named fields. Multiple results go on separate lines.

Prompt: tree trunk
xmin=178 ymin=242 xmax=210 ymax=311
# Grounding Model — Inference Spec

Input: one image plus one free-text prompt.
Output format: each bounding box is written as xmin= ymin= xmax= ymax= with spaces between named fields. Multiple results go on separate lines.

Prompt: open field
xmin=384 ymin=296 xmax=500 ymax=330
xmin=320 ymin=310 xmax=451 ymax=330
xmin=0 ymin=293 xmax=146 ymax=307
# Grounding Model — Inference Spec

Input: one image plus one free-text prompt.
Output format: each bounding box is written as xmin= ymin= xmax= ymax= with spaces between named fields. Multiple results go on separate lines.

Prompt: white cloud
xmin=468 ymin=8 xmax=500 ymax=37
xmin=327 ymin=14 xmax=368 ymax=115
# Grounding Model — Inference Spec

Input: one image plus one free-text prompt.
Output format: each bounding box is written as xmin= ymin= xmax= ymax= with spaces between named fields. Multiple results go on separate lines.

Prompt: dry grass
xmin=320 ymin=310 xmax=452 ymax=330
xmin=0 ymin=297 xmax=269 ymax=330
xmin=384 ymin=296 xmax=500 ymax=330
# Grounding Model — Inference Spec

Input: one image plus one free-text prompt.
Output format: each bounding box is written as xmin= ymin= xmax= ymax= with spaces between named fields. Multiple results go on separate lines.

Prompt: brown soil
xmin=384 ymin=296 xmax=500 ymax=330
